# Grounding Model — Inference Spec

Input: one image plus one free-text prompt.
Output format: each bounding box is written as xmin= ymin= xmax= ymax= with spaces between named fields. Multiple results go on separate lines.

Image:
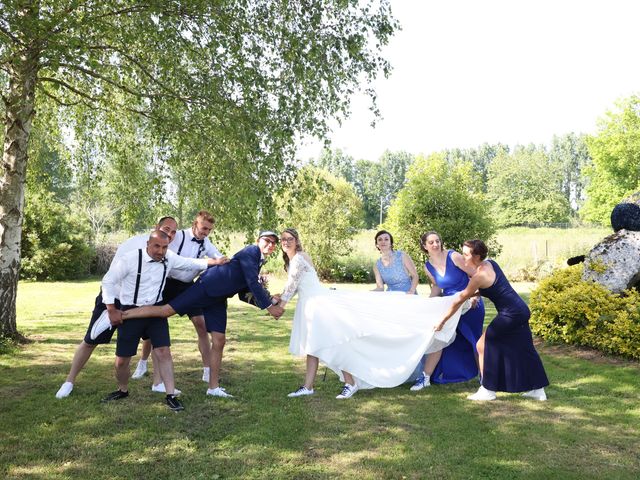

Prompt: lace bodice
xmin=281 ymin=253 xmax=322 ymax=302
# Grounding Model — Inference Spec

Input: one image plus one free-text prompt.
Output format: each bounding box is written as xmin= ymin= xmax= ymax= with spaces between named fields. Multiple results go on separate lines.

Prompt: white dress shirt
xmin=167 ymin=228 xmax=224 ymax=282
xmin=102 ymin=248 xmax=207 ymax=306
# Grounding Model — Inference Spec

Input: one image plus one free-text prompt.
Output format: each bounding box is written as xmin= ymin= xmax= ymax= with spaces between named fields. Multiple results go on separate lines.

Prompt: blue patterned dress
xmin=426 ymin=251 xmax=485 ymax=383
xmin=376 ymin=250 xmax=414 ymax=292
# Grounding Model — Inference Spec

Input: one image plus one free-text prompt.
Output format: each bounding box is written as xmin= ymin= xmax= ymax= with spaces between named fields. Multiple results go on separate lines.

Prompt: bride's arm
xmin=279 ymin=255 xmax=308 ymax=308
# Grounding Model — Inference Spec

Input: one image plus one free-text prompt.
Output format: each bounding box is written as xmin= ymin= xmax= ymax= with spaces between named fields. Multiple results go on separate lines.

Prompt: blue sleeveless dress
xmin=426 ymin=251 xmax=485 ymax=384
xmin=377 ymin=250 xmax=414 ymax=292
xmin=479 ymin=260 xmax=549 ymax=392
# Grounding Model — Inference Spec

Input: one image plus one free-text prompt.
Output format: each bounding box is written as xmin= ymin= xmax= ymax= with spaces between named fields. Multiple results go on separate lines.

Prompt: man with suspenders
xmin=131 ymin=211 xmax=228 ymax=384
xmin=100 ymin=230 xmax=212 ymax=411
xmin=55 ymin=217 xmax=215 ymax=399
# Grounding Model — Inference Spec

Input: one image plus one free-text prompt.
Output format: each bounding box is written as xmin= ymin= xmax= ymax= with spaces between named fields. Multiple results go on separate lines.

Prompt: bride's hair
xmin=281 ymin=228 xmax=303 ymax=272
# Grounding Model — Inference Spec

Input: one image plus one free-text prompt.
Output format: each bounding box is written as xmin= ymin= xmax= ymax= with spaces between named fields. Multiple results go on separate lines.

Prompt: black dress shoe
xmin=166 ymin=394 xmax=184 ymax=412
xmin=101 ymin=389 xmax=129 ymax=402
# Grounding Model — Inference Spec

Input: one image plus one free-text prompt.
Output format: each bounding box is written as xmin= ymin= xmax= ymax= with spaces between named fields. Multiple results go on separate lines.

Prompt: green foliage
xmin=549 ymin=133 xmax=592 ymax=213
xmin=487 ymin=145 xmax=571 ymax=227
xmin=530 ymin=265 xmax=640 ymax=359
xmin=581 ymin=95 xmax=640 ymax=225
xmin=276 ymin=166 xmax=364 ymax=278
xmin=326 ymin=255 xmax=376 ymax=283
xmin=20 ymin=191 xmax=95 ymax=281
xmin=384 ymin=153 xmax=496 ymax=264
xmin=315 ymin=149 xmax=414 ymax=227
xmin=444 ymin=143 xmax=510 ymax=193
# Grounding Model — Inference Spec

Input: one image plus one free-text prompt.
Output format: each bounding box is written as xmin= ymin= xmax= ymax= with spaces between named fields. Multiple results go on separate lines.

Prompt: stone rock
xmin=582 ymin=229 xmax=640 ymax=293
xmin=611 ymin=202 xmax=640 ymax=232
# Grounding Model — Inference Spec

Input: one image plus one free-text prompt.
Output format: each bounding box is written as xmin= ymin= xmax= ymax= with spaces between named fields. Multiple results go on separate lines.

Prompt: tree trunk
xmin=0 ymin=47 xmax=39 ymax=341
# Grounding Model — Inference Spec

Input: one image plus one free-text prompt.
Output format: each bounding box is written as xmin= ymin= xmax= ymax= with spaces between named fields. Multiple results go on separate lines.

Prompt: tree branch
xmin=37 ymin=75 xmax=101 ymax=104
xmin=58 ymin=62 xmax=186 ymax=102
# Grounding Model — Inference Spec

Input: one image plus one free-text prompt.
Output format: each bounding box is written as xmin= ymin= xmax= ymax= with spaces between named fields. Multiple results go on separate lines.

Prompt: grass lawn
xmin=2 ymin=278 xmax=639 ymax=479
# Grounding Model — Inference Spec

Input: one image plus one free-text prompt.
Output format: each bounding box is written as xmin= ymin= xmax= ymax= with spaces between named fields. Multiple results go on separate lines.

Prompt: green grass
xmin=2 ymin=278 xmax=639 ymax=479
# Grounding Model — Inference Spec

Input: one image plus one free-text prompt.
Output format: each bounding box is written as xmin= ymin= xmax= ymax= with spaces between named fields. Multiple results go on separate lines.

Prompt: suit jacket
xmin=199 ymin=244 xmax=272 ymax=309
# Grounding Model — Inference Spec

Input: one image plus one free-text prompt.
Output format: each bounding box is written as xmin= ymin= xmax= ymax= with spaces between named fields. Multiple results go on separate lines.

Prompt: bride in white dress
xmin=275 ymin=229 xmax=464 ymax=399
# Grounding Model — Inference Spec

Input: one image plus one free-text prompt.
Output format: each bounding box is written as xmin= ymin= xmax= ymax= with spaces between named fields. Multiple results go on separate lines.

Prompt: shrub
xmin=21 ymin=190 xmax=95 ymax=280
xmin=530 ymin=265 xmax=640 ymax=359
xmin=276 ymin=167 xmax=364 ymax=278
xmin=384 ymin=153 xmax=497 ymax=262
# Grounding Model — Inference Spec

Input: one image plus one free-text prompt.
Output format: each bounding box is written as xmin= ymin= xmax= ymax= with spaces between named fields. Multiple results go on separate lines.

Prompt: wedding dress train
xmin=281 ymin=254 xmax=463 ymax=389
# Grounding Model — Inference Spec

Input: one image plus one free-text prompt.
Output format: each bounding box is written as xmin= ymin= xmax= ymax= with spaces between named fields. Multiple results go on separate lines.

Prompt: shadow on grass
xmin=3 ymin=290 xmax=640 ymax=479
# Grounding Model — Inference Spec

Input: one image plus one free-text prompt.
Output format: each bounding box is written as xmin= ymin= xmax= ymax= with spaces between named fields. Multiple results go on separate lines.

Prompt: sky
xmin=296 ymin=0 xmax=640 ymax=162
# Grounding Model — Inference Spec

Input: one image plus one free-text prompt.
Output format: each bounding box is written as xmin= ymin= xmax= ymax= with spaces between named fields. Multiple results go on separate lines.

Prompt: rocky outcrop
xmin=582 ymin=229 xmax=640 ymax=293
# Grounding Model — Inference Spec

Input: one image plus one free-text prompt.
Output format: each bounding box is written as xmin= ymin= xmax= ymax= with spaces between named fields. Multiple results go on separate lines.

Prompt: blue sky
xmin=296 ymin=0 xmax=640 ymax=162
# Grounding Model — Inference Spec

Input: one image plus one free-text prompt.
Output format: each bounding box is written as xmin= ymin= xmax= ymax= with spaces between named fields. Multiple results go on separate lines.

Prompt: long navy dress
xmin=479 ymin=260 xmax=549 ymax=392
xmin=426 ymin=251 xmax=484 ymax=383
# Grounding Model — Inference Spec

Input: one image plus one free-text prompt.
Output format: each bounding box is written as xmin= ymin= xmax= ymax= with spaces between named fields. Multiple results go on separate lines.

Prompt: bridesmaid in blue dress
xmin=410 ymin=231 xmax=484 ymax=391
xmin=435 ymin=239 xmax=548 ymax=401
xmin=372 ymin=230 xmax=419 ymax=295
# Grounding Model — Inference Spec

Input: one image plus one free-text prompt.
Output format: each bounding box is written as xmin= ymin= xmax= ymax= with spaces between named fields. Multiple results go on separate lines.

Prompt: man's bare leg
xmin=132 ymin=339 xmax=152 ymax=379
xmin=55 ymin=341 xmax=98 ymax=398
xmin=191 ymin=315 xmax=211 ymax=381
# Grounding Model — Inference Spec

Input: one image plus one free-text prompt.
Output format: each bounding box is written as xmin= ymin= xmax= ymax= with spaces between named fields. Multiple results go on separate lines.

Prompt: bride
xmin=274 ymin=228 xmax=464 ymax=399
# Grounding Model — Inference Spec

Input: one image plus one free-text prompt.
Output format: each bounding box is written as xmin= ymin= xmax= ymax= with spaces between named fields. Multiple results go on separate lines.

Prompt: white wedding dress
xmin=281 ymin=253 xmax=463 ymax=389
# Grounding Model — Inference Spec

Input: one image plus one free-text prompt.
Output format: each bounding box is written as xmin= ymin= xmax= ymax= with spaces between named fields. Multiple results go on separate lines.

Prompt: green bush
xmin=530 ymin=265 xmax=640 ymax=359
xmin=21 ymin=191 xmax=95 ymax=280
xmin=325 ymin=256 xmax=375 ymax=283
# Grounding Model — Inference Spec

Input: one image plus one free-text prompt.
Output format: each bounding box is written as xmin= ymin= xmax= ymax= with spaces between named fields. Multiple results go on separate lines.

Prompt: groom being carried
xmin=118 ymin=230 xmax=285 ymax=398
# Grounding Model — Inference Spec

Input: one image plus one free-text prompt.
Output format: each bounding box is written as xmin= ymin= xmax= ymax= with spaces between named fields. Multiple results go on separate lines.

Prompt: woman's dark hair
xmin=463 ymin=239 xmax=488 ymax=260
xmin=419 ymin=231 xmax=444 ymax=254
xmin=281 ymin=228 xmax=303 ymax=271
xmin=374 ymin=230 xmax=394 ymax=251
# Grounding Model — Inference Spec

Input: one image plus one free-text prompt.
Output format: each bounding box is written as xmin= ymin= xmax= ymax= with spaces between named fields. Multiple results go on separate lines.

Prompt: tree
xmin=0 ymin=1 xmax=397 ymax=340
xmin=349 ymin=150 xmax=413 ymax=228
xmin=549 ymin=133 xmax=591 ymax=214
xmin=313 ymin=148 xmax=356 ymax=183
xmin=276 ymin=166 xmax=363 ymax=278
xmin=444 ymin=143 xmax=509 ymax=193
xmin=581 ymin=95 xmax=640 ymax=225
xmin=486 ymin=145 xmax=571 ymax=227
xmin=384 ymin=153 xmax=496 ymax=267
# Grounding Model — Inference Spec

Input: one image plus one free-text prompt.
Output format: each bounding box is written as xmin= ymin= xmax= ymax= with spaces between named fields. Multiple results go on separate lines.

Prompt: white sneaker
xmin=151 ymin=383 xmax=181 ymax=396
xmin=55 ymin=381 xmax=74 ymax=399
xmin=202 ymin=367 xmax=210 ymax=383
xmin=287 ymin=386 xmax=314 ymax=398
xmin=522 ymin=388 xmax=547 ymax=401
xmin=336 ymin=383 xmax=359 ymax=400
xmin=89 ymin=310 xmax=111 ymax=340
xmin=206 ymin=387 xmax=234 ymax=398
xmin=410 ymin=373 xmax=430 ymax=391
xmin=467 ymin=386 xmax=497 ymax=401
xmin=131 ymin=360 xmax=148 ymax=379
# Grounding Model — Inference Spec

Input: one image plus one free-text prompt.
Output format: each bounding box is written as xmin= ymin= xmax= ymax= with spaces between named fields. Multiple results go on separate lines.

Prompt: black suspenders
xmin=132 ymin=249 xmax=167 ymax=305
xmin=155 ymin=262 xmax=167 ymax=303
xmin=177 ymin=230 xmax=186 ymax=255
xmin=132 ymin=249 xmax=143 ymax=305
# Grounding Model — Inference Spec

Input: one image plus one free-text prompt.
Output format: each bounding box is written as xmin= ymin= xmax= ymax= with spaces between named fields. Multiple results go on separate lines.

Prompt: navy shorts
xmin=204 ymin=299 xmax=228 ymax=334
xmin=162 ymin=278 xmax=203 ymax=318
xmin=83 ymin=293 xmax=118 ymax=345
xmin=115 ymin=304 xmax=170 ymax=357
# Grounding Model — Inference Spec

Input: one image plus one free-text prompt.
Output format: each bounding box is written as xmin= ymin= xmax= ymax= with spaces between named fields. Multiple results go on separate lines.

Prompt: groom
xmin=159 ymin=230 xmax=285 ymax=397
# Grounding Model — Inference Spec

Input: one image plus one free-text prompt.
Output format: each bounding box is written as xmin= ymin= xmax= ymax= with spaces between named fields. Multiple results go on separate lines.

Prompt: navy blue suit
xmin=169 ymin=245 xmax=271 ymax=332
